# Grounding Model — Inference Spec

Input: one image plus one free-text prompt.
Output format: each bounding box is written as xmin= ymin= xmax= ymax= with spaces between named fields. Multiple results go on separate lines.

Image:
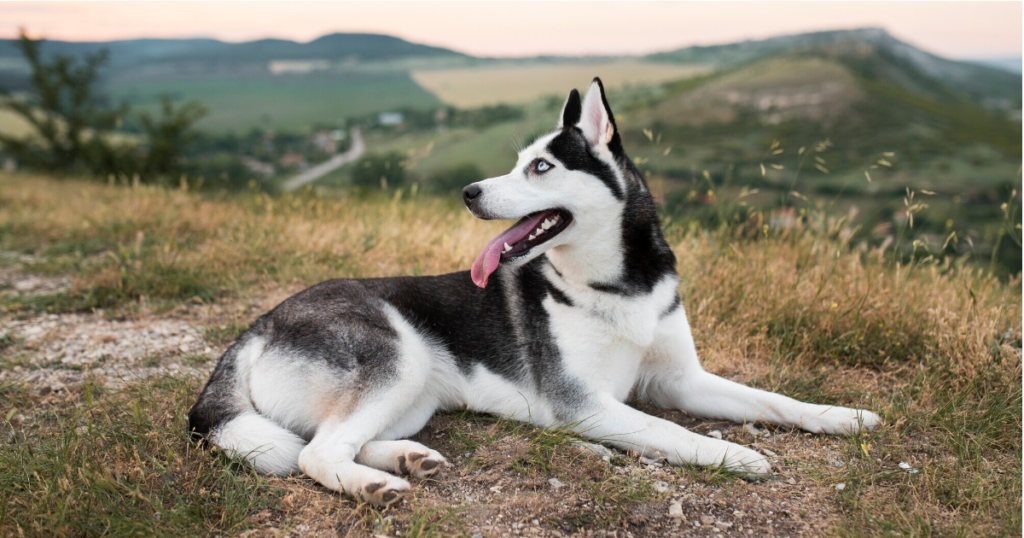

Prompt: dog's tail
xmin=188 ymin=318 xmax=304 ymax=475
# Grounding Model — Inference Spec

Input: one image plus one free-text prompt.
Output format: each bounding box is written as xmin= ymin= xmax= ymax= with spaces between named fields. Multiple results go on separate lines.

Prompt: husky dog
xmin=189 ymin=78 xmax=881 ymax=506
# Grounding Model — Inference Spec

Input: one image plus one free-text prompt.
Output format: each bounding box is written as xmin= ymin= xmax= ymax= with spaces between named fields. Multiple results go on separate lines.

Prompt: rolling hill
xmin=648 ymin=28 xmax=1021 ymax=107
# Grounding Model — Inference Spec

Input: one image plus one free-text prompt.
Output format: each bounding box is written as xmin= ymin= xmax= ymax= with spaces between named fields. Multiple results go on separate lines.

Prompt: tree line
xmin=0 ymin=30 xmax=206 ymax=182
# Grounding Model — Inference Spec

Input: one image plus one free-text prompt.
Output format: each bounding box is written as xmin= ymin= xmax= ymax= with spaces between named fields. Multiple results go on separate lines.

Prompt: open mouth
xmin=470 ymin=208 xmax=573 ymax=288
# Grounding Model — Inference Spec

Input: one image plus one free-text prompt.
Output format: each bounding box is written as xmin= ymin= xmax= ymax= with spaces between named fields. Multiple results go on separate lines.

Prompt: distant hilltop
xmin=0 ymin=32 xmax=469 ymax=85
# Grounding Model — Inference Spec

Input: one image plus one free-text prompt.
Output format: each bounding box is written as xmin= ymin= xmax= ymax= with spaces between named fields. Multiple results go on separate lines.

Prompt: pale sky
xmin=2 ymin=2 xmax=1021 ymax=59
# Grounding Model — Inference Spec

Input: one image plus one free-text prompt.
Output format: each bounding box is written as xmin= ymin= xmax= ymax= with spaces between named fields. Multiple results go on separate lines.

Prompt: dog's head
xmin=464 ymin=78 xmax=636 ymax=288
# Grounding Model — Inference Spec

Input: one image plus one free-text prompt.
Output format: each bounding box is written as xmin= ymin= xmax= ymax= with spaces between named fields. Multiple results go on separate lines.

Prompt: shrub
xmin=427 ymin=162 xmax=484 ymax=194
xmin=351 ymin=152 xmax=406 ymax=189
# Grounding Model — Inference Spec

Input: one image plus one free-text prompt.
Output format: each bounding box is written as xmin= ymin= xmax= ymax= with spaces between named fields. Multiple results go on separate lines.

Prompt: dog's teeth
xmin=528 ymin=234 xmax=535 ymax=241
xmin=542 ymin=219 xmax=553 ymax=230
xmin=504 ymin=242 xmax=512 ymax=253
xmin=535 ymin=228 xmax=544 ymax=236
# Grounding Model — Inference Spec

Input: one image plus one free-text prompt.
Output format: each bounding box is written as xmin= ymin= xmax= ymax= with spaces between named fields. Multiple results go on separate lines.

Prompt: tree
xmin=0 ymin=29 xmax=207 ymax=181
xmin=137 ymin=96 xmax=208 ymax=177
xmin=0 ymin=29 xmax=125 ymax=174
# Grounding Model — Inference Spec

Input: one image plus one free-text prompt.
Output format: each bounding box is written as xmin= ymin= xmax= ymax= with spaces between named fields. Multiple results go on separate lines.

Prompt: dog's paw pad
xmin=400 ymin=450 xmax=447 ymax=479
xmin=360 ymin=478 xmax=409 ymax=507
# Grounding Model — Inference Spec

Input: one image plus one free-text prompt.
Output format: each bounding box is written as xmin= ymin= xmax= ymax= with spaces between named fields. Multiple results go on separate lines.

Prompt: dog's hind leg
xmin=299 ymin=419 xmax=412 ymax=506
xmin=356 ymin=440 xmax=447 ymax=479
xmin=298 ymin=380 xmax=427 ymax=505
xmin=298 ymin=304 xmax=439 ymax=506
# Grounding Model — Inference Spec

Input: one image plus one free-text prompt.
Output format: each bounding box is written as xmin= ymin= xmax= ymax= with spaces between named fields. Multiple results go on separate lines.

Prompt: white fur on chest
xmin=545 ymin=274 xmax=679 ymax=400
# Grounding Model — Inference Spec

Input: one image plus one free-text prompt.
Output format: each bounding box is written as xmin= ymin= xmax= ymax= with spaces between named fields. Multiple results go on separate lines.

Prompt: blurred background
xmin=0 ymin=1 xmax=1020 ymax=274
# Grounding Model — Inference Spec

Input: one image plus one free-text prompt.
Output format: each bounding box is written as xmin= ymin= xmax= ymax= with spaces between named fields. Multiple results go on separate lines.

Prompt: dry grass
xmin=411 ymin=61 xmax=711 ymax=108
xmin=0 ymin=174 xmax=1020 ymax=536
xmin=0 ymin=177 xmax=503 ymax=313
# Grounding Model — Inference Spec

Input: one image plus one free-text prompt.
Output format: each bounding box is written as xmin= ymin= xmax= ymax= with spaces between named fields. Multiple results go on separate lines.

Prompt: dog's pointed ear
xmin=578 ymin=78 xmax=616 ymax=147
xmin=558 ymin=89 xmax=582 ymax=129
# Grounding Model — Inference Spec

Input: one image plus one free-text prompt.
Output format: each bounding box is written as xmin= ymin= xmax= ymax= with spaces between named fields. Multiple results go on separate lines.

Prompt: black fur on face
xmin=545 ymin=127 xmax=624 ymax=201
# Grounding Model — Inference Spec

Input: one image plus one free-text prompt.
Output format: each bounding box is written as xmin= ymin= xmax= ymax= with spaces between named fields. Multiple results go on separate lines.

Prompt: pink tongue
xmin=471 ymin=212 xmax=549 ymax=288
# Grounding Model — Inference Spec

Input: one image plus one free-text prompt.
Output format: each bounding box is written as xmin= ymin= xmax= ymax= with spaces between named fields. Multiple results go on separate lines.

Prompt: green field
xmin=411 ymin=60 xmax=711 ymax=107
xmin=106 ymin=71 xmax=442 ymax=132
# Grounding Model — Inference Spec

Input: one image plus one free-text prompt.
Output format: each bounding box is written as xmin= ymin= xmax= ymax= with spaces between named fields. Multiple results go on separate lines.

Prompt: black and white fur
xmin=189 ymin=79 xmax=881 ymax=506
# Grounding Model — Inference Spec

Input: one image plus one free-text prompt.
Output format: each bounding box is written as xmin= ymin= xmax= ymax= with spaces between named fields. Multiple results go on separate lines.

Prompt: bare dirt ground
xmin=1 ymin=269 xmax=884 ymax=538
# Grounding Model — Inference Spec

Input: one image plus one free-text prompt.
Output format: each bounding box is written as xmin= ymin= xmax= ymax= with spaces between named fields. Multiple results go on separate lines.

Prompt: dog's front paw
xmin=805 ymin=407 xmax=882 ymax=435
xmin=722 ymin=447 xmax=772 ymax=477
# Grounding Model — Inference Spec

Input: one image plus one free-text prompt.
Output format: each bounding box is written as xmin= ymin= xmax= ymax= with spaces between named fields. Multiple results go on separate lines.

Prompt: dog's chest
xmin=544 ymin=277 xmax=678 ymax=400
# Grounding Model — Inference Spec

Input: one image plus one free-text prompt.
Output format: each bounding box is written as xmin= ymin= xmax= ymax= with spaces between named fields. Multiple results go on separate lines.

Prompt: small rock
xmin=700 ymin=515 xmax=716 ymax=525
xmin=732 ymin=510 xmax=745 ymax=518
xmin=715 ymin=521 xmax=733 ymax=531
xmin=707 ymin=430 xmax=722 ymax=440
xmin=548 ymin=478 xmax=565 ymax=489
xmin=835 ymin=483 xmax=846 ymax=491
xmin=654 ymin=480 xmax=671 ymax=493
xmin=762 ymin=448 xmax=777 ymax=457
xmin=743 ymin=423 xmax=762 ymax=437
xmin=786 ymin=477 xmax=796 ymax=485
xmin=669 ymin=502 xmax=683 ymax=517
xmin=898 ymin=461 xmax=919 ymax=474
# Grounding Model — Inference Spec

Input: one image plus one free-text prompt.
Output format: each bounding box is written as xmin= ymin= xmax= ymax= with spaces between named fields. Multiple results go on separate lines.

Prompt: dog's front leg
xmin=565 ymin=392 xmax=770 ymax=475
xmin=641 ymin=306 xmax=881 ymax=435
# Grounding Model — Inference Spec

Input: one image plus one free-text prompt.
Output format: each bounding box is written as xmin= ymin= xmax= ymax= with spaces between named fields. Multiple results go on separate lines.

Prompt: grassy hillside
xmin=0 ymin=175 xmax=1019 ymax=536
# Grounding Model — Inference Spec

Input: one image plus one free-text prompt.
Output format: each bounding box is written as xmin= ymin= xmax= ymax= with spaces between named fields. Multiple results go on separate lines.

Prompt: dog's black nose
xmin=462 ymin=184 xmax=482 ymax=205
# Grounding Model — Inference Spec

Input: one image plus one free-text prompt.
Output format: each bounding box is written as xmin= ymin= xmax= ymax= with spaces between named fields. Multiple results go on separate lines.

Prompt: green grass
xmin=107 ymin=71 xmax=442 ymax=132
xmin=0 ymin=376 xmax=283 ymax=537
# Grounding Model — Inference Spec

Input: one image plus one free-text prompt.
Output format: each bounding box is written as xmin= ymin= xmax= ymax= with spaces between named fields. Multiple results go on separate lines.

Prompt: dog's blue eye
xmin=535 ymin=160 xmax=551 ymax=173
